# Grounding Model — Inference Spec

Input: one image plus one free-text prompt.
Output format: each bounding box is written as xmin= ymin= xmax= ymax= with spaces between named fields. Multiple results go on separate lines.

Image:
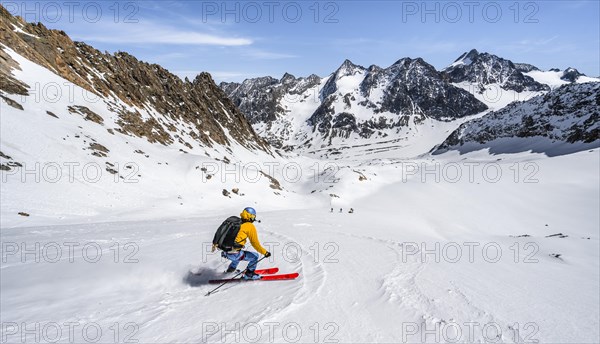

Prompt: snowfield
xmin=2 ymin=148 xmax=599 ymax=343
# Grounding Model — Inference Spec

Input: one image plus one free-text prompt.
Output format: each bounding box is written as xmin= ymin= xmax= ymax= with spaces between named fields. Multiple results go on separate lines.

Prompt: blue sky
xmin=3 ymin=0 xmax=599 ymax=82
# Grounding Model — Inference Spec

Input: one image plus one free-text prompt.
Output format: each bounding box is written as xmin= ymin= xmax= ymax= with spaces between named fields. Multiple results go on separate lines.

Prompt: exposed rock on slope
xmin=443 ymin=49 xmax=549 ymax=93
xmin=0 ymin=5 xmax=270 ymax=152
xmin=433 ymin=82 xmax=600 ymax=155
xmin=561 ymin=68 xmax=586 ymax=83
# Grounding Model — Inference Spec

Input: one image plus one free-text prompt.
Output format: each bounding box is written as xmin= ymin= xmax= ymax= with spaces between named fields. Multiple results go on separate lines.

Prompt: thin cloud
xmin=517 ymin=36 xmax=559 ymax=47
xmin=499 ymin=36 xmax=573 ymax=54
xmin=242 ymin=49 xmax=297 ymax=60
xmin=73 ymin=21 xmax=252 ymax=46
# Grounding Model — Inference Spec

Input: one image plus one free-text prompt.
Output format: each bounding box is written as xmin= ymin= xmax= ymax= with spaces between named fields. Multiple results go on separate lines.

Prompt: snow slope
xmin=2 ymin=149 xmax=598 ymax=343
xmin=525 ymin=70 xmax=600 ymax=90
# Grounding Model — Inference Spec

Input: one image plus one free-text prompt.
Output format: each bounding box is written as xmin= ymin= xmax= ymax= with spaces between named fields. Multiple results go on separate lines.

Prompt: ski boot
xmin=225 ymin=266 xmax=237 ymax=273
xmin=242 ymin=270 xmax=261 ymax=280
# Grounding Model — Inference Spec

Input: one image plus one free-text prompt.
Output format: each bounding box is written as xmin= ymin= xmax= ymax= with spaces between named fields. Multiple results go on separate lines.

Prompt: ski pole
xmin=205 ymin=255 xmax=268 ymax=296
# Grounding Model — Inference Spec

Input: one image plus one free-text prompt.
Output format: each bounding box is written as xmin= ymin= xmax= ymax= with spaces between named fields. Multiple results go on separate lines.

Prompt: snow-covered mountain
xmin=219 ymin=73 xmax=322 ymax=148
xmin=433 ymin=82 xmax=600 ymax=156
xmin=524 ymin=67 xmax=600 ymax=90
xmin=446 ymin=50 xmax=600 ymax=111
xmin=443 ymin=49 xmax=550 ymax=93
xmin=0 ymin=6 xmax=269 ymax=153
xmin=220 ymin=73 xmax=322 ymax=125
xmin=223 ymin=48 xmax=599 ymax=158
xmin=222 ymin=57 xmax=487 ymax=155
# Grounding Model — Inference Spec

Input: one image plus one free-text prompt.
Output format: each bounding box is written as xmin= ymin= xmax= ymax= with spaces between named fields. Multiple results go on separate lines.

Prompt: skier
xmin=212 ymin=207 xmax=271 ymax=280
xmin=349 ymin=208 xmax=354 ymax=214
xmin=339 ymin=208 xmax=343 ymax=213
xmin=330 ymin=207 xmax=333 ymax=213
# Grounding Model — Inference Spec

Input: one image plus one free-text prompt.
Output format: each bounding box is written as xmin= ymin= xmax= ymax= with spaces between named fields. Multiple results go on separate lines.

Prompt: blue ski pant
xmin=222 ymin=250 xmax=259 ymax=272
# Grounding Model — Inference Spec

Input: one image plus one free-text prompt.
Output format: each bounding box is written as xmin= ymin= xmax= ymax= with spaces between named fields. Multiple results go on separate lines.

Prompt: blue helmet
xmin=241 ymin=207 xmax=257 ymax=222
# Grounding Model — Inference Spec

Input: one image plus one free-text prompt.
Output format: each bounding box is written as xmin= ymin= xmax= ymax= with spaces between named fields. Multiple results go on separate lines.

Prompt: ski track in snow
xmin=262 ymin=228 xmax=328 ymax=305
xmin=200 ymin=227 xmax=327 ymax=343
xmin=2 ymin=199 xmax=598 ymax=342
xmin=380 ymin=243 xmax=525 ymax=343
xmin=290 ymin=225 xmax=533 ymax=343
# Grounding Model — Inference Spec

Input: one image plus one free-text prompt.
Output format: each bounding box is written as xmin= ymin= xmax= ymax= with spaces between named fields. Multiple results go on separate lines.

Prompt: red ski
xmin=260 ymin=272 xmax=299 ymax=281
xmin=226 ymin=267 xmax=278 ymax=275
xmin=255 ymin=267 xmax=279 ymax=275
xmin=208 ymin=273 xmax=299 ymax=284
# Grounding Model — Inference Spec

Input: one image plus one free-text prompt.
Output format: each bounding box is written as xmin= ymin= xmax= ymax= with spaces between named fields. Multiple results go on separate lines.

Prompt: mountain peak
xmin=465 ymin=48 xmax=480 ymax=58
xmin=193 ymin=72 xmax=214 ymax=85
xmin=389 ymin=57 xmax=433 ymax=72
xmin=336 ymin=59 xmax=364 ymax=75
xmin=341 ymin=58 xmax=356 ymax=67
xmin=447 ymin=49 xmax=480 ymax=69
xmin=391 ymin=57 xmax=411 ymax=66
xmin=444 ymin=49 xmax=548 ymax=93
xmin=280 ymin=72 xmax=296 ymax=84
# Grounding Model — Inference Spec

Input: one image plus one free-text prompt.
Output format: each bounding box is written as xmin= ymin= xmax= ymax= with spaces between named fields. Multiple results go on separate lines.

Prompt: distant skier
xmin=349 ymin=208 xmax=354 ymax=214
xmin=330 ymin=207 xmax=333 ymax=213
xmin=212 ymin=207 xmax=271 ymax=280
xmin=339 ymin=208 xmax=343 ymax=213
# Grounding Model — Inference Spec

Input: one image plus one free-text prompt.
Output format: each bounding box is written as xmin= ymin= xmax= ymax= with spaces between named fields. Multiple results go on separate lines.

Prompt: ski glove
xmin=264 ymin=251 xmax=272 ymax=258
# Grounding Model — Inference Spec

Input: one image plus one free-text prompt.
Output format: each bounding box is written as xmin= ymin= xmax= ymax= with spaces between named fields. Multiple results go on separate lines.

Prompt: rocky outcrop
xmin=0 ymin=44 xmax=29 ymax=96
xmin=561 ymin=68 xmax=585 ymax=83
xmin=513 ymin=63 xmax=540 ymax=73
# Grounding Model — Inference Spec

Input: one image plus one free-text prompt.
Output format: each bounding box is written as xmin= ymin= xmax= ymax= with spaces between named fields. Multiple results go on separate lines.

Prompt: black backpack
xmin=212 ymin=216 xmax=244 ymax=251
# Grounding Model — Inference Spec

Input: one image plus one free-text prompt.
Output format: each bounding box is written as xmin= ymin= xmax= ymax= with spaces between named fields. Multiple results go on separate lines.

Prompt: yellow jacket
xmin=234 ymin=222 xmax=267 ymax=255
